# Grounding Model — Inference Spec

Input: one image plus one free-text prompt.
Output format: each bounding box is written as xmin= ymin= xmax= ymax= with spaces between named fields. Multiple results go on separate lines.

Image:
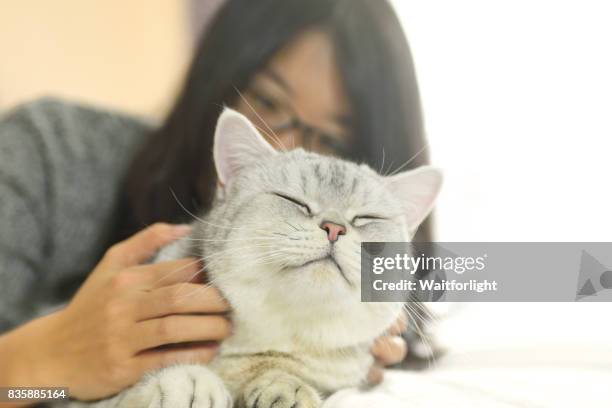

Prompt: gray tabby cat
xmin=71 ymin=109 xmax=442 ymax=408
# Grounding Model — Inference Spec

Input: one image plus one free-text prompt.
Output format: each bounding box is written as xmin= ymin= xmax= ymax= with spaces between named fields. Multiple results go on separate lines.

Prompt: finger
xmin=136 ymin=342 xmax=220 ymax=372
xmin=371 ymin=335 xmax=408 ymax=366
xmin=388 ymin=313 xmax=409 ymax=335
xmin=132 ymin=315 xmax=232 ymax=351
xmin=103 ymin=223 xmax=192 ymax=268
xmin=131 ymin=258 xmax=204 ymax=289
xmin=366 ymin=364 xmax=385 ymax=385
xmin=189 ymin=269 xmax=207 ymax=283
xmin=134 ymin=283 xmax=230 ymax=321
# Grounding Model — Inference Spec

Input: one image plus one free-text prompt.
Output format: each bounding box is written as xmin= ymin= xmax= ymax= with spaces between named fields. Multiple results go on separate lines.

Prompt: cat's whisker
xmin=200 ymin=246 xmax=292 ymax=271
xmin=402 ymin=303 xmax=439 ymax=370
xmin=233 ymin=87 xmax=287 ymax=152
xmin=253 ymin=124 xmax=287 ymax=152
xmin=173 ymin=275 xmax=223 ymax=301
xmin=171 ymin=265 xmax=210 ymax=299
xmin=197 ymin=243 xmax=281 ymax=263
xmin=283 ymin=221 xmax=300 ymax=232
xmin=383 ymin=159 xmax=395 ymax=178
xmin=198 ymin=243 xmax=278 ymax=259
xmin=271 ymin=232 xmax=303 ymax=241
xmin=385 ymin=142 xmax=430 ymax=177
xmin=194 ymin=218 xmax=267 ymax=232
xmin=182 ymin=236 xmax=286 ymax=243
xmin=377 ymin=147 xmax=386 ymax=175
xmin=191 ymin=247 xmax=282 ymax=276
xmin=169 ymin=188 xmax=210 ymax=226
xmin=149 ymin=257 xmax=205 ymax=288
xmin=251 ymin=256 xmax=289 ymax=268
xmin=403 ymin=302 xmax=436 ymax=327
xmin=168 ymin=192 xmax=265 ymax=233
xmin=246 ymin=249 xmax=292 ymax=263
xmin=409 ymin=301 xmax=440 ymax=325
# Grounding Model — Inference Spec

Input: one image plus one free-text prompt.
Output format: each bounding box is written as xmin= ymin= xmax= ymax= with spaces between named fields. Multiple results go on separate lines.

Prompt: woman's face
xmin=233 ymin=29 xmax=353 ymax=157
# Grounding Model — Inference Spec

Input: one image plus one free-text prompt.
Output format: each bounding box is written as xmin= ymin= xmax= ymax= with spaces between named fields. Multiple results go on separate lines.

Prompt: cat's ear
xmin=213 ymin=108 xmax=277 ymax=186
xmin=384 ymin=166 xmax=443 ymax=234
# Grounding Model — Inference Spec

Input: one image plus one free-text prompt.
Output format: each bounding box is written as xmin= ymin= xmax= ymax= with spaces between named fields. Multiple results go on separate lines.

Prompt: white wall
xmin=392 ymin=0 xmax=612 ymax=241
xmin=391 ymin=1 xmax=612 ymax=352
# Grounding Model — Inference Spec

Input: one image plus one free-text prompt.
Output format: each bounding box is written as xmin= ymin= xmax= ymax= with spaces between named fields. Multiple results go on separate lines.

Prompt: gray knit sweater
xmin=0 ymin=98 xmax=151 ymax=332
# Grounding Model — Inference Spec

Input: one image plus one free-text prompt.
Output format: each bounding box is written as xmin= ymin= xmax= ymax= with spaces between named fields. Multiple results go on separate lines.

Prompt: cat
xmin=70 ymin=108 xmax=442 ymax=408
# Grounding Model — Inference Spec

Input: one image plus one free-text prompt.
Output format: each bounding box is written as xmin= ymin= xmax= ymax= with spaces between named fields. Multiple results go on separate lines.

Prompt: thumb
xmin=103 ymin=223 xmax=192 ymax=268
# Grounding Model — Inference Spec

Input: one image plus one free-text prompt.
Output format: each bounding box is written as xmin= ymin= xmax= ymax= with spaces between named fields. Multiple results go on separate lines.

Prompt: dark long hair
xmin=119 ymin=0 xmax=433 ymax=242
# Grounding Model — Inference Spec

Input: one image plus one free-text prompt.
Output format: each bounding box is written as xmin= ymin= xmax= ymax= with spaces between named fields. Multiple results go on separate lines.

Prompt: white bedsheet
xmin=325 ymin=303 xmax=612 ymax=407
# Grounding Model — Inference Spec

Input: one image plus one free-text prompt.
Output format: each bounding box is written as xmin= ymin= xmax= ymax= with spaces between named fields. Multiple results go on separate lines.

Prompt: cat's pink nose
xmin=320 ymin=221 xmax=346 ymax=242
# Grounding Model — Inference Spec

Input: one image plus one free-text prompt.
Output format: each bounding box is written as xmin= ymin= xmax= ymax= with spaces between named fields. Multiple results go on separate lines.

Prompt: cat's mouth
xmin=299 ymin=255 xmax=353 ymax=287
xmin=300 ymin=254 xmax=334 ymax=269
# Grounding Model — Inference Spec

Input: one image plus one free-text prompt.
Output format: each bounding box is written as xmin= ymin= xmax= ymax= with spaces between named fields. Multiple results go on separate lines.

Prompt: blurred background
xmin=3 ymin=0 xmax=611 ymax=242
xmin=0 ymin=0 xmax=194 ymax=117
xmin=2 ymin=1 xmax=611 ymax=402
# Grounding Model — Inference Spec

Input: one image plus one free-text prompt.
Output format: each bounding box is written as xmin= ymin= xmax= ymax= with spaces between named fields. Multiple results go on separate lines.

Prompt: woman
xmin=0 ymin=0 xmax=432 ymax=403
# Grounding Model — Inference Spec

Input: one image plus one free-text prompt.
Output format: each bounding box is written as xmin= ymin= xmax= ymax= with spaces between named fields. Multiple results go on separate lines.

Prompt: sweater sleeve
xmin=0 ymin=101 xmax=53 ymax=331
xmin=0 ymin=98 xmax=150 ymax=333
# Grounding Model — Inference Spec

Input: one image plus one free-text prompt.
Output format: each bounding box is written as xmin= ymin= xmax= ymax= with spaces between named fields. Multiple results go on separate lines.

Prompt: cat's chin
xmin=289 ymin=256 xmax=354 ymax=289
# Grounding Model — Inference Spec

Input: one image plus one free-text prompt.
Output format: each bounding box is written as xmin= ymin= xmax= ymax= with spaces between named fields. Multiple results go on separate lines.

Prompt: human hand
xmin=2 ymin=223 xmax=231 ymax=401
xmin=367 ymin=313 xmax=409 ymax=385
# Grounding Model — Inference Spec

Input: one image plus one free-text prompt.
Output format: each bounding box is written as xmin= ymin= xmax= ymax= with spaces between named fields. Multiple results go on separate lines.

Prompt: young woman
xmin=0 ymin=0 xmax=431 ymax=403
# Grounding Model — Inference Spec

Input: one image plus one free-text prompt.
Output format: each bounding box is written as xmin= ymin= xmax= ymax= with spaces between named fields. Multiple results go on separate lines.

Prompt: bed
xmin=325 ymin=303 xmax=612 ymax=407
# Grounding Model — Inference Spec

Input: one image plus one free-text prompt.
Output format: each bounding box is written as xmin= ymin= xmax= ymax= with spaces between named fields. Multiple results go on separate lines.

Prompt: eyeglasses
xmin=239 ymin=87 xmax=353 ymax=158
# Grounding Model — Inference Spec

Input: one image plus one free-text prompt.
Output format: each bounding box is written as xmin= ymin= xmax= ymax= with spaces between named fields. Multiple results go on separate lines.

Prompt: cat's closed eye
xmin=272 ymin=192 xmax=312 ymax=216
xmin=351 ymin=215 xmax=388 ymax=227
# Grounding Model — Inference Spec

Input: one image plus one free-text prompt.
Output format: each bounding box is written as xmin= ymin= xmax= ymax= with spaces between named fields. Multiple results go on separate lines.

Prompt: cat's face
xmin=203 ymin=109 xmax=442 ymax=346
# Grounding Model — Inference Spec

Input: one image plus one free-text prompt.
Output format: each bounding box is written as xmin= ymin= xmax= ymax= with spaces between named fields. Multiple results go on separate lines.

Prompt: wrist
xmin=0 ymin=318 xmax=56 ymax=408
xmin=0 ymin=312 xmax=66 ymax=388
xmin=0 ymin=322 xmax=29 ymax=386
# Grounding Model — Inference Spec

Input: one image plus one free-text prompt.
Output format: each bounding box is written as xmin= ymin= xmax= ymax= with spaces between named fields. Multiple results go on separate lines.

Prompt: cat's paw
xmin=243 ymin=370 xmax=321 ymax=408
xmin=117 ymin=364 xmax=231 ymax=408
